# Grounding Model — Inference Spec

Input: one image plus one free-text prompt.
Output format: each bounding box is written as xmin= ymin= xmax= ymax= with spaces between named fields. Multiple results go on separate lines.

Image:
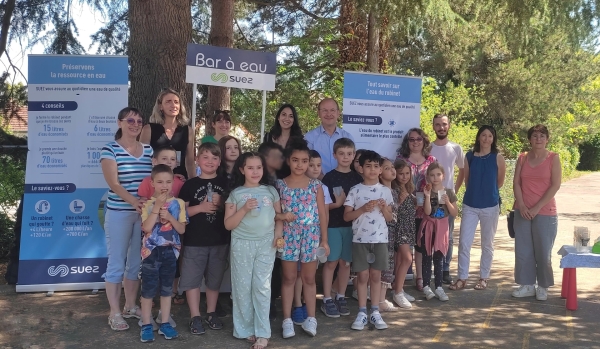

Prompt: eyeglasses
xmin=409 ymin=137 xmax=423 ymax=143
xmin=123 ymin=118 xmax=143 ymax=126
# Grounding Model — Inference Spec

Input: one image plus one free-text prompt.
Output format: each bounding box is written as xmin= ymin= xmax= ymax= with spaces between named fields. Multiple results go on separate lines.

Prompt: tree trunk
xmin=338 ymin=0 xmax=367 ymax=70
xmin=206 ymin=0 xmax=234 ymax=136
xmin=367 ymin=10 xmax=379 ymax=73
xmin=129 ymin=0 xmax=192 ymax=122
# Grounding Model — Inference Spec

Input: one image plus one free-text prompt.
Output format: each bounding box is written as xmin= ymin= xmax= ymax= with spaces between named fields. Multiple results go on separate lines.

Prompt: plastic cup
xmin=333 ymin=186 xmax=343 ymax=197
xmin=316 ymin=247 xmax=327 ymax=263
xmin=250 ymin=195 xmax=261 ymax=217
xmin=366 ymin=253 xmax=376 ymax=264
xmin=438 ymin=190 xmax=445 ymax=204
xmin=416 ymin=192 xmax=425 ymax=206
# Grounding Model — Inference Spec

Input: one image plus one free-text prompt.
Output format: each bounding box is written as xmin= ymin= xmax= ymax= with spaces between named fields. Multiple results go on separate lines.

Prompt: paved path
xmin=2 ymin=173 xmax=600 ymax=348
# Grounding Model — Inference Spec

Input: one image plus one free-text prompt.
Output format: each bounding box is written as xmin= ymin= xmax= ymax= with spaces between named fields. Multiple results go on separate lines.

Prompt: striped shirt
xmin=101 ymin=141 xmax=153 ymax=211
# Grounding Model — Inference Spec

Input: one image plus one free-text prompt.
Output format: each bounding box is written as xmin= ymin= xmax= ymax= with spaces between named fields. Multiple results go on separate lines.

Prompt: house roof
xmin=4 ymin=106 xmax=28 ymax=133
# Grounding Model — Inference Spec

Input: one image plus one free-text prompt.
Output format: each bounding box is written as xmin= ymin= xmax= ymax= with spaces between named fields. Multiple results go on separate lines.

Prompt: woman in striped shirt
xmin=101 ymin=107 xmax=153 ymax=331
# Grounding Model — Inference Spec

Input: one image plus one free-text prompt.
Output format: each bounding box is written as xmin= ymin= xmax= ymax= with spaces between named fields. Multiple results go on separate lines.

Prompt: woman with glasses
xmin=450 ymin=125 xmax=506 ymax=291
xmin=200 ymin=110 xmax=233 ymax=145
xmin=101 ymin=107 xmax=153 ymax=330
xmin=140 ymin=88 xmax=195 ymax=180
xmin=263 ymin=104 xmax=304 ymax=149
xmin=397 ymin=128 xmax=436 ymax=292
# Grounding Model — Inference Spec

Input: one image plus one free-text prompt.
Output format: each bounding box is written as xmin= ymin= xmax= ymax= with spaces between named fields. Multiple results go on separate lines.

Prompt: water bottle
xmin=206 ymin=184 xmax=213 ymax=203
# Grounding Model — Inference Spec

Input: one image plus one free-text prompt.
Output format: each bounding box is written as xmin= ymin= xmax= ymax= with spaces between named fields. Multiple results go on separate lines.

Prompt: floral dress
xmin=399 ymin=155 xmax=436 ymax=219
xmin=276 ymin=178 xmax=322 ymax=263
xmin=389 ymin=190 xmax=416 ymax=247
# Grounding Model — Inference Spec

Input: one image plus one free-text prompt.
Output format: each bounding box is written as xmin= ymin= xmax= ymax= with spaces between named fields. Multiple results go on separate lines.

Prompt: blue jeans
xmin=141 ymin=246 xmax=177 ymax=298
xmin=443 ymin=215 xmax=455 ymax=272
xmin=103 ymin=209 xmax=142 ymax=283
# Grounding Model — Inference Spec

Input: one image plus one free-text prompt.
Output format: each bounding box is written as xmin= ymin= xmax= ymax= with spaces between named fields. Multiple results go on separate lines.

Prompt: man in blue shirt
xmin=304 ymin=98 xmax=354 ymax=175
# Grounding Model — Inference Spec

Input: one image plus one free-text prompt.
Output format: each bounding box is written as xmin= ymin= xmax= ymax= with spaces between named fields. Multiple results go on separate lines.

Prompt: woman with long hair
xmin=264 ymin=104 xmax=303 ymax=148
xmin=140 ymin=88 xmax=195 ymax=179
xmin=450 ymin=125 xmax=506 ymax=291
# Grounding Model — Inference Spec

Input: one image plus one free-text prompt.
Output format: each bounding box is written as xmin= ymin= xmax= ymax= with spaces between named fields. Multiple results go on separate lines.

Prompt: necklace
xmin=475 ymin=152 xmax=492 ymax=160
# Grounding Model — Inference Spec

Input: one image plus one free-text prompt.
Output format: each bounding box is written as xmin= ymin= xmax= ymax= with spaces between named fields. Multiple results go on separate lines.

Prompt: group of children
xmin=134 ymin=135 xmax=457 ymax=347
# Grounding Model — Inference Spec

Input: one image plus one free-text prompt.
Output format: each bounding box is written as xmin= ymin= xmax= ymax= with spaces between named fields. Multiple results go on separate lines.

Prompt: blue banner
xmin=18 ymin=55 xmax=128 ymax=292
xmin=342 ymin=71 xmax=422 ymax=159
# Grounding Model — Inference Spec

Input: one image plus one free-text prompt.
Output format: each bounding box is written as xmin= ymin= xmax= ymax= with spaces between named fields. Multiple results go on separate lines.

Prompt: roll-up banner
xmin=17 ymin=55 xmax=128 ymax=292
xmin=342 ymin=71 xmax=422 ymax=159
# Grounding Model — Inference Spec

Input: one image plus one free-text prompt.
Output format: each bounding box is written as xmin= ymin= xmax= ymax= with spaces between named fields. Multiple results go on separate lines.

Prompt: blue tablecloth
xmin=558 ymin=245 xmax=600 ymax=268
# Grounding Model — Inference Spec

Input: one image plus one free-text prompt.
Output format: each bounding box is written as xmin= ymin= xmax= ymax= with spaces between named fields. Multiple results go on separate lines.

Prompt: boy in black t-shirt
xmin=178 ymin=142 xmax=230 ymax=334
xmin=320 ymin=138 xmax=363 ymax=318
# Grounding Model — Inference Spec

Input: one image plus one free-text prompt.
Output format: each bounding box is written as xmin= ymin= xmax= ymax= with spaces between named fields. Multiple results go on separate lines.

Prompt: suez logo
xmin=210 ymin=73 xmax=253 ymax=84
xmin=47 ymin=264 xmax=100 ymax=277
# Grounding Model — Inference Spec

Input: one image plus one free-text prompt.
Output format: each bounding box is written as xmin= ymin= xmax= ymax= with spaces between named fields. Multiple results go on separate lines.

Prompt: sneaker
xmin=158 ymin=323 xmax=179 ymax=340
xmin=140 ymin=324 xmax=155 ymax=342
xmin=351 ymin=312 xmax=368 ymax=331
xmin=155 ymin=310 xmax=177 ymax=328
xmin=123 ymin=305 xmax=141 ymax=319
xmin=301 ymin=317 xmax=317 ymax=337
xmin=352 ymin=289 xmax=358 ymax=301
xmin=443 ymin=271 xmax=453 ymax=285
xmin=335 ymin=297 xmax=350 ymax=316
xmin=291 ymin=306 xmax=306 ymax=325
xmin=434 ymin=287 xmax=449 ymax=301
xmin=380 ymin=299 xmax=398 ymax=312
xmin=512 ymin=285 xmax=536 ymax=298
xmin=138 ymin=317 xmax=159 ymax=331
xmin=536 ymin=286 xmax=548 ymax=301
xmin=423 ymin=286 xmax=435 ymax=300
xmin=320 ymin=299 xmax=340 ymax=318
xmin=369 ymin=311 xmax=388 ymax=330
xmin=282 ymin=318 xmax=295 ymax=339
xmin=351 ymin=288 xmax=370 ymax=301
xmin=393 ymin=292 xmax=412 ymax=309
xmin=402 ymin=291 xmax=415 ymax=302
xmin=405 ymin=273 xmax=414 ymax=281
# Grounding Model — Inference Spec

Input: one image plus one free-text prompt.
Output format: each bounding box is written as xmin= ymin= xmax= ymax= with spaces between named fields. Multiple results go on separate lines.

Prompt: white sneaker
xmin=282 ymin=318 xmax=295 ymax=338
xmin=402 ymin=291 xmax=415 ymax=302
xmin=301 ymin=317 xmax=317 ymax=337
xmin=352 ymin=289 xmax=358 ymax=300
xmin=155 ymin=310 xmax=176 ymax=328
xmin=536 ymin=286 xmax=548 ymax=301
xmin=393 ymin=292 xmax=412 ymax=309
xmin=423 ymin=286 xmax=435 ymax=300
xmin=380 ymin=300 xmax=398 ymax=312
xmin=351 ymin=287 xmax=371 ymax=301
xmin=512 ymin=285 xmax=536 ymax=298
xmin=351 ymin=312 xmax=368 ymax=330
xmin=369 ymin=311 xmax=388 ymax=330
xmin=434 ymin=287 xmax=449 ymax=301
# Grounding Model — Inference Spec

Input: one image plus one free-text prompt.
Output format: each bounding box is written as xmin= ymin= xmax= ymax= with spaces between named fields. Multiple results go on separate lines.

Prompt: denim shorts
xmin=103 ymin=209 xmax=142 ymax=283
xmin=141 ymin=246 xmax=177 ymax=299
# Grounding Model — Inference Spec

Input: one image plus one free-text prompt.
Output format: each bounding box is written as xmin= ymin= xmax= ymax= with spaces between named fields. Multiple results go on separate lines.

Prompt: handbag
xmin=507 ymin=210 xmax=516 ymax=238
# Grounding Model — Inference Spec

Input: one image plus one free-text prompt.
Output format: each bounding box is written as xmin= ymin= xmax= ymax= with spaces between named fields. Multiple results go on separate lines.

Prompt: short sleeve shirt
xmin=430 ymin=142 xmax=464 ymax=189
xmin=141 ymin=197 xmax=188 ymax=259
xmin=225 ymin=185 xmax=280 ymax=240
xmin=178 ymin=176 xmax=229 ymax=246
xmin=322 ymin=183 xmax=333 ymax=205
xmin=138 ymin=175 xmax=185 ymax=198
xmin=428 ymin=189 xmax=458 ymax=219
xmin=322 ymin=170 xmax=364 ymax=227
xmin=100 ymin=141 xmax=153 ymax=211
xmin=344 ymin=183 xmax=394 ymax=243
xmin=304 ymin=126 xmax=354 ymax=174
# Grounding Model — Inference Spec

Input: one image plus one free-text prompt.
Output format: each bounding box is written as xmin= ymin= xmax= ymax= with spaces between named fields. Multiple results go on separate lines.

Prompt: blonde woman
xmin=140 ymin=88 xmax=195 ymax=180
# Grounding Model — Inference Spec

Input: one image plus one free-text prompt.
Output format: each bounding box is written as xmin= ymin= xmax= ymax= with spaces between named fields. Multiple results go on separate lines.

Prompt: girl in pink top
xmin=512 ymin=124 xmax=562 ymax=301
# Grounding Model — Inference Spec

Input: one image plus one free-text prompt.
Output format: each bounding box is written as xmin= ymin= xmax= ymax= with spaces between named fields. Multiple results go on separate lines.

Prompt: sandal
xmin=474 ymin=278 xmax=488 ymax=290
xmin=415 ymin=278 xmax=423 ymax=291
xmin=449 ymin=279 xmax=467 ymax=291
xmin=122 ymin=305 xmax=141 ymax=319
xmin=246 ymin=335 xmax=257 ymax=343
xmin=204 ymin=312 xmax=223 ymax=330
xmin=189 ymin=316 xmax=206 ymax=335
xmin=172 ymin=292 xmax=185 ymax=305
xmin=252 ymin=337 xmax=268 ymax=349
xmin=108 ymin=313 xmax=129 ymax=331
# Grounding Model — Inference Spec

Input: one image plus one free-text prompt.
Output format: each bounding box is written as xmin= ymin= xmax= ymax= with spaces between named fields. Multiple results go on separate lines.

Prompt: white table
xmin=557 ymin=245 xmax=600 ymax=310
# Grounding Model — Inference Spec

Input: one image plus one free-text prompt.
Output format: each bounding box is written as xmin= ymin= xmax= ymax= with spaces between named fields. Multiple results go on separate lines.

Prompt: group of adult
xmin=99 ymin=88 xmax=562 ymax=329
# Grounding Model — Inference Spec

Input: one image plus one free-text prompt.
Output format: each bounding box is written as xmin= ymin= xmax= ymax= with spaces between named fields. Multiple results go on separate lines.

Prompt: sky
xmin=1 ymin=3 xmax=102 ymax=85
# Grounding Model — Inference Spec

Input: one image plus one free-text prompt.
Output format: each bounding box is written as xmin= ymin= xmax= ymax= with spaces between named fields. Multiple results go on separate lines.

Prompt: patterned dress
xmin=381 ymin=188 xmax=400 ymax=288
xmin=398 ymin=155 xmax=436 ymax=218
xmin=276 ymin=178 xmax=322 ymax=263
xmin=390 ymin=191 xmax=416 ymax=247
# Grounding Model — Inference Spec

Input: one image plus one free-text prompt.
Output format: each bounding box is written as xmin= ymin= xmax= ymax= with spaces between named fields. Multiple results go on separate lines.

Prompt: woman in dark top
xmin=263 ymin=104 xmax=303 ymax=148
xmin=140 ymin=88 xmax=195 ymax=179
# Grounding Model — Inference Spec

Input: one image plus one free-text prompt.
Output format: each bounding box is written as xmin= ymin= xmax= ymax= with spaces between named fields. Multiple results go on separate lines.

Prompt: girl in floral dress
xmin=276 ymin=138 xmax=329 ymax=339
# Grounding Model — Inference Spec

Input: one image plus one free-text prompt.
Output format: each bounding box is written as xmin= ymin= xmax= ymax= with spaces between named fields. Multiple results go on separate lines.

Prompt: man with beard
xmin=429 ymin=114 xmax=465 ymax=285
